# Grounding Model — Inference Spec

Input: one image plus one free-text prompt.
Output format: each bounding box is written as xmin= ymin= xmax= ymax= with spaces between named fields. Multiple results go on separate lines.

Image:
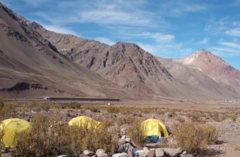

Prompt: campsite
xmin=1 ymin=98 xmax=240 ymax=157
xmin=1 ymin=0 xmax=240 ymax=157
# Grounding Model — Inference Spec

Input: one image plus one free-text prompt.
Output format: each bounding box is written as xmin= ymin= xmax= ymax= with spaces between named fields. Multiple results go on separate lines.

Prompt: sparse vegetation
xmin=117 ymin=116 xmax=138 ymax=125
xmin=126 ymin=119 xmax=145 ymax=148
xmin=14 ymin=115 xmax=118 ymax=157
xmin=106 ymin=106 xmax=120 ymax=113
xmin=172 ymin=122 xmax=218 ymax=155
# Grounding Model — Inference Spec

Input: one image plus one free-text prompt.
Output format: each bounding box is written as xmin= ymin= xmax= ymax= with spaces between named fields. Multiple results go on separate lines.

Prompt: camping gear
xmin=146 ymin=135 xmax=159 ymax=143
xmin=68 ymin=116 xmax=101 ymax=129
xmin=0 ymin=118 xmax=31 ymax=147
xmin=141 ymin=119 xmax=169 ymax=138
xmin=146 ymin=136 xmax=168 ymax=143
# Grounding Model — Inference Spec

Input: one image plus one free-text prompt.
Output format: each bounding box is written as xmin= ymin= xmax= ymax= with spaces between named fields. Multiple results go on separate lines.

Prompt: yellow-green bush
xmin=14 ymin=115 xmax=118 ymax=157
xmin=172 ymin=122 xmax=218 ymax=155
xmin=0 ymin=96 xmax=4 ymax=112
xmin=106 ymin=106 xmax=120 ymax=113
xmin=117 ymin=116 xmax=138 ymax=125
xmin=126 ymin=120 xmax=145 ymax=148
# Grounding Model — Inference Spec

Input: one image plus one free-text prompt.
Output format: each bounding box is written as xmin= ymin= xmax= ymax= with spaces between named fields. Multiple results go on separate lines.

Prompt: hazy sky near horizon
xmin=1 ymin=0 xmax=240 ymax=70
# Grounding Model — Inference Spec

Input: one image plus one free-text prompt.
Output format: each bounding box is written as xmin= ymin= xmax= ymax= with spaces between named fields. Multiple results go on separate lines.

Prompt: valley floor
xmin=1 ymin=100 xmax=240 ymax=157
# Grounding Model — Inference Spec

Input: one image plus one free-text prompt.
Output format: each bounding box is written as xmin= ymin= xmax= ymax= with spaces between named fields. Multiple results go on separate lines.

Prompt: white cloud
xmin=79 ymin=10 xmax=153 ymax=26
xmin=207 ymin=41 xmax=240 ymax=56
xmin=225 ymin=28 xmax=240 ymax=37
xmin=23 ymin=0 xmax=50 ymax=7
xmin=197 ymin=38 xmax=209 ymax=44
xmin=37 ymin=0 xmax=165 ymax=28
xmin=204 ymin=17 xmax=229 ymax=35
xmin=219 ymin=41 xmax=240 ymax=49
xmin=208 ymin=47 xmax=240 ymax=56
xmin=130 ymin=32 xmax=175 ymax=43
xmin=94 ymin=37 xmax=116 ymax=46
xmin=136 ymin=42 xmax=192 ymax=58
xmin=159 ymin=1 xmax=208 ymax=17
xmin=43 ymin=25 xmax=77 ymax=35
xmin=148 ymin=33 xmax=175 ymax=43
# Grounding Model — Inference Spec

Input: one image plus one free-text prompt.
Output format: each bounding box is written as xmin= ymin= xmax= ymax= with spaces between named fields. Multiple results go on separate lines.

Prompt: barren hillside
xmin=30 ymin=22 xmax=200 ymax=99
xmin=0 ymin=2 xmax=133 ymax=99
xmin=157 ymin=56 xmax=239 ymax=99
xmin=176 ymin=49 xmax=240 ymax=98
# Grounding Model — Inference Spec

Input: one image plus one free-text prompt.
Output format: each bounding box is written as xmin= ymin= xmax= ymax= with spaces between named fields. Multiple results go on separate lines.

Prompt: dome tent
xmin=68 ymin=116 xmax=101 ymax=129
xmin=141 ymin=119 xmax=169 ymax=138
xmin=0 ymin=118 xmax=31 ymax=147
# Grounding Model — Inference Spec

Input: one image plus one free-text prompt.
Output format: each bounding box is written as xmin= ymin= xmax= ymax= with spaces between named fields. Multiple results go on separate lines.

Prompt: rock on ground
xmin=163 ymin=148 xmax=183 ymax=157
xmin=112 ymin=152 xmax=128 ymax=157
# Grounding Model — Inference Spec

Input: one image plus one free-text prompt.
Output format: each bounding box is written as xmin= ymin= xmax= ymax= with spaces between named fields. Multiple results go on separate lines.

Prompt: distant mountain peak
xmin=176 ymin=49 xmax=226 ymax=66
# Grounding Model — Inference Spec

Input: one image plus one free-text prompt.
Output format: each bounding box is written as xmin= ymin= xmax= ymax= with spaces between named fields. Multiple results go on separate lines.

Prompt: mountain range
xmin=0 ymin=2 xmax=239 ymax=101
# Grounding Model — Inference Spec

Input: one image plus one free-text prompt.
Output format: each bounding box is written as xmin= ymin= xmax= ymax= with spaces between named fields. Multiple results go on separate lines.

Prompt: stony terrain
xmin=1 ymin=101 xmax=240 ymax=157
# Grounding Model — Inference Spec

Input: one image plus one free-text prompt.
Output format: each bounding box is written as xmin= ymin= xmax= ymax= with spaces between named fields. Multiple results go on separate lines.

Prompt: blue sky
xmin=1 ymin=0 xmax=240 ymax=70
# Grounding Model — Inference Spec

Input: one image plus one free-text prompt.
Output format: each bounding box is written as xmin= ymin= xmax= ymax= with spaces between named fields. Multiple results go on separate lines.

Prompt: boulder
xmin=143 ymin=147 xmax=150 ymax=155
xmin=165 ymin=113 xmax=173 ymax=117
xmin=118 ymin=143 xmax=134 ymax=153
xmin=118 ymin=139 xmax=125 ymax=146
xmin=125 ymin=137 xmax=131 ymax=143
xmin=84 ymin=150 xmax=95 ymax=156
xmin=135 ymin=150 xmax=145 ymax=157
xmin=120 ymin=128 xmax=126 ymax=136
xmin=181 ymin=154 xmax=193 ymax=157
xmin=112 ymin=152 xmax=128 ymax=157
xmin=155 ymin=148 xmax=165 ymax=157
xmin=96 ymin=149 xmax=108 ymax=157
xmin=163 ymin=148 xmax=183 ymax=157
xmin=147 ymin=150 xmax=155 ymax=157
xmin=121 ymin=135 xmax=126 ymax=140
xmin=128 ymin=148 xmax=133 ymax=157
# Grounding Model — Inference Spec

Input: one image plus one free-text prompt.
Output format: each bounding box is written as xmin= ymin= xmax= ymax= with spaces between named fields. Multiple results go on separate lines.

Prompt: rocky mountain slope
xmin=175 ymin=49 xmax=240 ymax=98
xmin=157 ymin=56 xmax=239 ymax=99
xmin=0 ymin=2 xmax=133 ymax=99
xmin=30 ymin=20 xmax=240 ymax=100
xmin=30 ymin=22 xmax=198 ymax=99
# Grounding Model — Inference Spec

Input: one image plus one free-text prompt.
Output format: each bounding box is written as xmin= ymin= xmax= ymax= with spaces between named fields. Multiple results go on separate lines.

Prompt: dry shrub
xmin=0 ymin=97 xmax=16 ymax=120
xmin=117 ymin=116 xmax=138 ymax=125
xmin=85 ymin=105 xmax=101 ymax=112
xmin=106 ymin=106 xmax=120 ymax=113
xmin=14 ymin=115 xmax=118 ymax=157
xmin=209 ymin=112 xmax=224 ymax=122
xmin=0 ymin=96 xmax=4 ymax=112
xmin=172 ymin=122 xmax=218 ymax=155
xmin=126 ymin=120 xmax=145 ymax=148
xmin=187 ymin=112 xmax=200 ymax=122
xmin=140 ymin=108 xmax=152 ymax=114
xmin=176 ymin=116 xmax=185 ymax=123
xmin=235 ymin=145 xmax=240 ymax=151
xmin=67 ymin=103 xmax=82 ymax=109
